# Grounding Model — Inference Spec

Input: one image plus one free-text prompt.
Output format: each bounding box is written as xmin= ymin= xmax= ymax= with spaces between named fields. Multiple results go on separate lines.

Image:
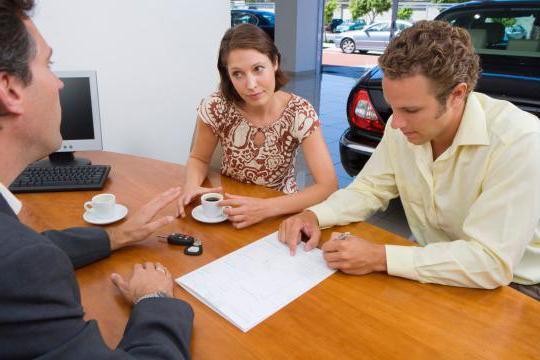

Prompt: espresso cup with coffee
xmin=201 ymin=193 xmax=226 ymax=218
xmin=84 ymin=193 xmax=116 ymax=219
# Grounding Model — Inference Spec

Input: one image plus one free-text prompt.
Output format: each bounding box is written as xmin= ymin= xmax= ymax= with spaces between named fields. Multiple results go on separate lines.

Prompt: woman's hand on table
xmin=176 ymin=185 xmax=223 ymax=218
xmin=220 ymin=193 xmax=275 ymax=229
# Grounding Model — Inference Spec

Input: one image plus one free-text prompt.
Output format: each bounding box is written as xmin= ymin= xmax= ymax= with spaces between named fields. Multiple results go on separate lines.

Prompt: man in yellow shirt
xmin=278 ymin=20 xmax=540 ymax=299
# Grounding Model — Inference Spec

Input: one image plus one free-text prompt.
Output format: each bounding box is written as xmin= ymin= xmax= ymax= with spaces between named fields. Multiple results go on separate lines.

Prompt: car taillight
xmin=348 ymin=89 xmax=384 ymax=133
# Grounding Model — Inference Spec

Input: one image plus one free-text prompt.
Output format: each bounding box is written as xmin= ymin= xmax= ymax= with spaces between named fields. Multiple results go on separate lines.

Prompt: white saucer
xmin=192 ymin=205 xmax=228 ymax=224
xmin=83 ymin=204 xmax=128 ymax=225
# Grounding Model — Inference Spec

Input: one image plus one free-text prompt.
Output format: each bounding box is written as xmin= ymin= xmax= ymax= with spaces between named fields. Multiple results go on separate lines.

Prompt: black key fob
xmin=184 ymin=239 xmax=203 ymax=256
xmin=168 ymin=233 xmax=195 ymax=246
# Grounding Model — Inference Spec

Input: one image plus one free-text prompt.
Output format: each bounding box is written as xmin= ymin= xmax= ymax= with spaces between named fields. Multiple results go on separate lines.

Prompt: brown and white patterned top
xmin=197 ymin=91 xmax=320 ymax=193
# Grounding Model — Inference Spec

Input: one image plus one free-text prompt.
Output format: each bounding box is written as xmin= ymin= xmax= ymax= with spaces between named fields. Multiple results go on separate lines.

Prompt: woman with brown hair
xmin=177 ymin=23 xmax=337 ymax=229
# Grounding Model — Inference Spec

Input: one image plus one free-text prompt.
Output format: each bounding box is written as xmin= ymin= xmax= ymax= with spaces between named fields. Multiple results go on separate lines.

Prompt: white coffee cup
xmin=84 ymin=193 xmax=116 ymax=219
xmin=201 ymin=193 xmax=226 ymax=218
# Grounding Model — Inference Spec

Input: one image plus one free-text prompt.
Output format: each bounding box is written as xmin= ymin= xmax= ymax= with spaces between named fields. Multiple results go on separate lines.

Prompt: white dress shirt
xmin=0 ymin=182 xmax=22 ymax=215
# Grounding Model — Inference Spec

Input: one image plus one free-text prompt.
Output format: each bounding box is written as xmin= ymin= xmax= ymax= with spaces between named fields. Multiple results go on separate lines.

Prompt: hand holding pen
xmin=321 ymin=231 xmax=387 ymax=275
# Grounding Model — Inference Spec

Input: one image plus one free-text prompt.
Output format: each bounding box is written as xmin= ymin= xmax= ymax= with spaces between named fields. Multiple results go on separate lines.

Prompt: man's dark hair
xmin=0 ymin=0 xmax=36 ymax=85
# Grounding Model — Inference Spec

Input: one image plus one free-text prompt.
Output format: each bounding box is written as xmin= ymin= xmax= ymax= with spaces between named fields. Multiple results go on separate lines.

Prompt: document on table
xmin=176 ymin=231 xmax=336 ymax=332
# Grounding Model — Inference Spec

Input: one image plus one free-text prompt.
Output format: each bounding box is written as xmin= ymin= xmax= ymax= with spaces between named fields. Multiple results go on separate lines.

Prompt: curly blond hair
xmin=378 ymin=20 xmax=480 ymax=105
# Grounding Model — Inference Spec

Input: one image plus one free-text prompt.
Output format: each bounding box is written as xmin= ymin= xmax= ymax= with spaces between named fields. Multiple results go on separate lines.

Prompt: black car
xmin=339 ymin=0 xmax=540 ymax=176
xmin=231 ymin=9 xmax=275 ymax=40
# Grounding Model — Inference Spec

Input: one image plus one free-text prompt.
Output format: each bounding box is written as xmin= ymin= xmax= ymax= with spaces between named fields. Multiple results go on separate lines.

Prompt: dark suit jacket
xmin=0 ymin=194 xmax=193 ymax=359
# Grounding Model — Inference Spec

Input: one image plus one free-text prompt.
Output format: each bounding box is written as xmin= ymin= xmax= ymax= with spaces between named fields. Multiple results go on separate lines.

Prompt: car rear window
xmin=441 ymin=6 xmax=540 ymax=59
xmin=439 ymin=5 xmax=540 ymax=77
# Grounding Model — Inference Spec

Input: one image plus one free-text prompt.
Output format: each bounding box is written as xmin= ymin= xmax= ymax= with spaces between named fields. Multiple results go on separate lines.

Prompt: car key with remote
xmin=157 ymin=233 xmax=195 ymax=247
xmin=184 ymin=239 xmax=203 ymax=256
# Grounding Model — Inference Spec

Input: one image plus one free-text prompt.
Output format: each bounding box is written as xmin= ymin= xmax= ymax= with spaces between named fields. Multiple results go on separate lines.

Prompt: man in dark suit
xmin=0 ymin=0 xmax=194 ymax=358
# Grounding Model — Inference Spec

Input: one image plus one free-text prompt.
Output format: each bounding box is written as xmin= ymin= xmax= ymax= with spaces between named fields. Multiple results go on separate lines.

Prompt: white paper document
xmin=176 ymin=232 xmax=336 ymax=332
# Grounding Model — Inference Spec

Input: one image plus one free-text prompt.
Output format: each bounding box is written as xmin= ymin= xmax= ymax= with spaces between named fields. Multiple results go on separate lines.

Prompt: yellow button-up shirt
xmin=310 ymin=92 xmax=540 ymax=288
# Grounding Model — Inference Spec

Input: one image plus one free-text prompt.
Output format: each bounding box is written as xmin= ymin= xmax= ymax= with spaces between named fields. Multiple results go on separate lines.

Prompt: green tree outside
xmin=493 ymin=17 xmax=517 ymax=27
xmin=350 ymin=0 xmax=392 ymax=23
xmin=324 ymin=0 xmax=338 ymax=25
xmin=349 ymin=0 xmax=363 ymax=20
xmin=397 ymin=7 xmax=413 ymax=20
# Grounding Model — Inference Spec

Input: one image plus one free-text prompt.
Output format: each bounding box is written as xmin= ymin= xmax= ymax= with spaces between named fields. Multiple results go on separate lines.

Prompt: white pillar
xmin=274 ymin=0 xmax=325 ymax=188
xmin=274 ymin=0 xmax=324 ymax=111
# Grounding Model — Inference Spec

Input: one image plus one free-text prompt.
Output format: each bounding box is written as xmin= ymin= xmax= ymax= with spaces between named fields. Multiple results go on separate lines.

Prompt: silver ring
xmin=156 ymin=267 xmax=166 ymax=274
xmin=336 ymin=232 xmax=351 ymax=240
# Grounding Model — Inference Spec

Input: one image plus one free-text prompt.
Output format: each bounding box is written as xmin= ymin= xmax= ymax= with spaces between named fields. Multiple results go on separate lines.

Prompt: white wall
xmin=33 ymin=0 xmax=230 ymax=164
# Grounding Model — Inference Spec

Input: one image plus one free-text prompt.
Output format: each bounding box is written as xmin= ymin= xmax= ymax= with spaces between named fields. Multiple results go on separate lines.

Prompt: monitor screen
xmin=59 ymin=77 xmax=95 ymax=140
xmin=55 ymin=71 xmax=103 ymax=152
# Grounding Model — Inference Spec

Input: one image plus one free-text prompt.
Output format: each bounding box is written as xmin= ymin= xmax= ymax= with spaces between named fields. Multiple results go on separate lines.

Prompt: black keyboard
xmin=9 ymin=165 xmax=111 ymax=193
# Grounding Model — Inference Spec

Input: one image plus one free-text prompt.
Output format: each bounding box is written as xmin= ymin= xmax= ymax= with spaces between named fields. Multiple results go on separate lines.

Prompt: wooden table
xmin=18 ymin=151 xmax=540 ymax=359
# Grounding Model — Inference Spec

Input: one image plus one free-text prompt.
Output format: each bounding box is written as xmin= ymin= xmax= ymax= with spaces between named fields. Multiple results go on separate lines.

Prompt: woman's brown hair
xmin=217 ymin=23 xmax=288 ymax=104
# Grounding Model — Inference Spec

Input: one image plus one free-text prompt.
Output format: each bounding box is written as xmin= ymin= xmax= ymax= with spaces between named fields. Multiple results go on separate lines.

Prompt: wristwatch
xmin=134 ymin=291 xmax=170 ymax=305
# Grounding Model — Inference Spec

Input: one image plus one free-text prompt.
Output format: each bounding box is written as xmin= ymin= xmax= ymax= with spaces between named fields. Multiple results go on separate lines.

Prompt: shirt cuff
xmin=385 ymin=245 xmax=419 ymax=282
xmin=307 ymin=203 xmax=337 ymax=229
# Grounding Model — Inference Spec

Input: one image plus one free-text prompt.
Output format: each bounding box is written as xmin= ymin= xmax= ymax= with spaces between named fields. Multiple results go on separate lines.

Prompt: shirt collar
xmin=451 ymin=92 xmax=490 ymax=147
xmin=0 ymin=182 xmax=22 ymax=215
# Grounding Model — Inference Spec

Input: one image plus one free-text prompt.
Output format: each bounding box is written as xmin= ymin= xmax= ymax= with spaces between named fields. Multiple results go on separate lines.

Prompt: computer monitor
xmin=34 ymin=70 xmax=103 ymax=166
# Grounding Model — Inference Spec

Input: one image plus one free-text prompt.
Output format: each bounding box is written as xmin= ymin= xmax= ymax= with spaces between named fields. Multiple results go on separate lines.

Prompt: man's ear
xmin=449 ymin=82 xmax=468 ymax=107
xmin=0 ymin=72 xmax=25 ymax=116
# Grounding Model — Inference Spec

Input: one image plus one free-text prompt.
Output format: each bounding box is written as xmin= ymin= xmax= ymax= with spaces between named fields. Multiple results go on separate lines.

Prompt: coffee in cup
xmin=201 ymin=193 xmax=225 ymax=218
xmin=84 ymin=193 xmax=116 ymax=219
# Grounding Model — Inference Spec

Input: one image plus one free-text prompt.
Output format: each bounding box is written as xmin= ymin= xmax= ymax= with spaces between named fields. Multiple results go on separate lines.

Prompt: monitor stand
xmin=32 ymin=152 xmax=92 ymax=167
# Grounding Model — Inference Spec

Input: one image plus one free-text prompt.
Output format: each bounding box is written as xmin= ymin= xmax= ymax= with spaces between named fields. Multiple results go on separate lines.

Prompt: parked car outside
xmin=339 ymin=0 xmax=540 ymax=176
xmin=335 ymin=20 xmax=413 ymax=54
xmin=231 ymin=9 xmax=275 ymax=40
xmin=335 ymin=19 xmax=367 ymax=33
xmin=326 ymin=18 xmax=344 ymax=33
